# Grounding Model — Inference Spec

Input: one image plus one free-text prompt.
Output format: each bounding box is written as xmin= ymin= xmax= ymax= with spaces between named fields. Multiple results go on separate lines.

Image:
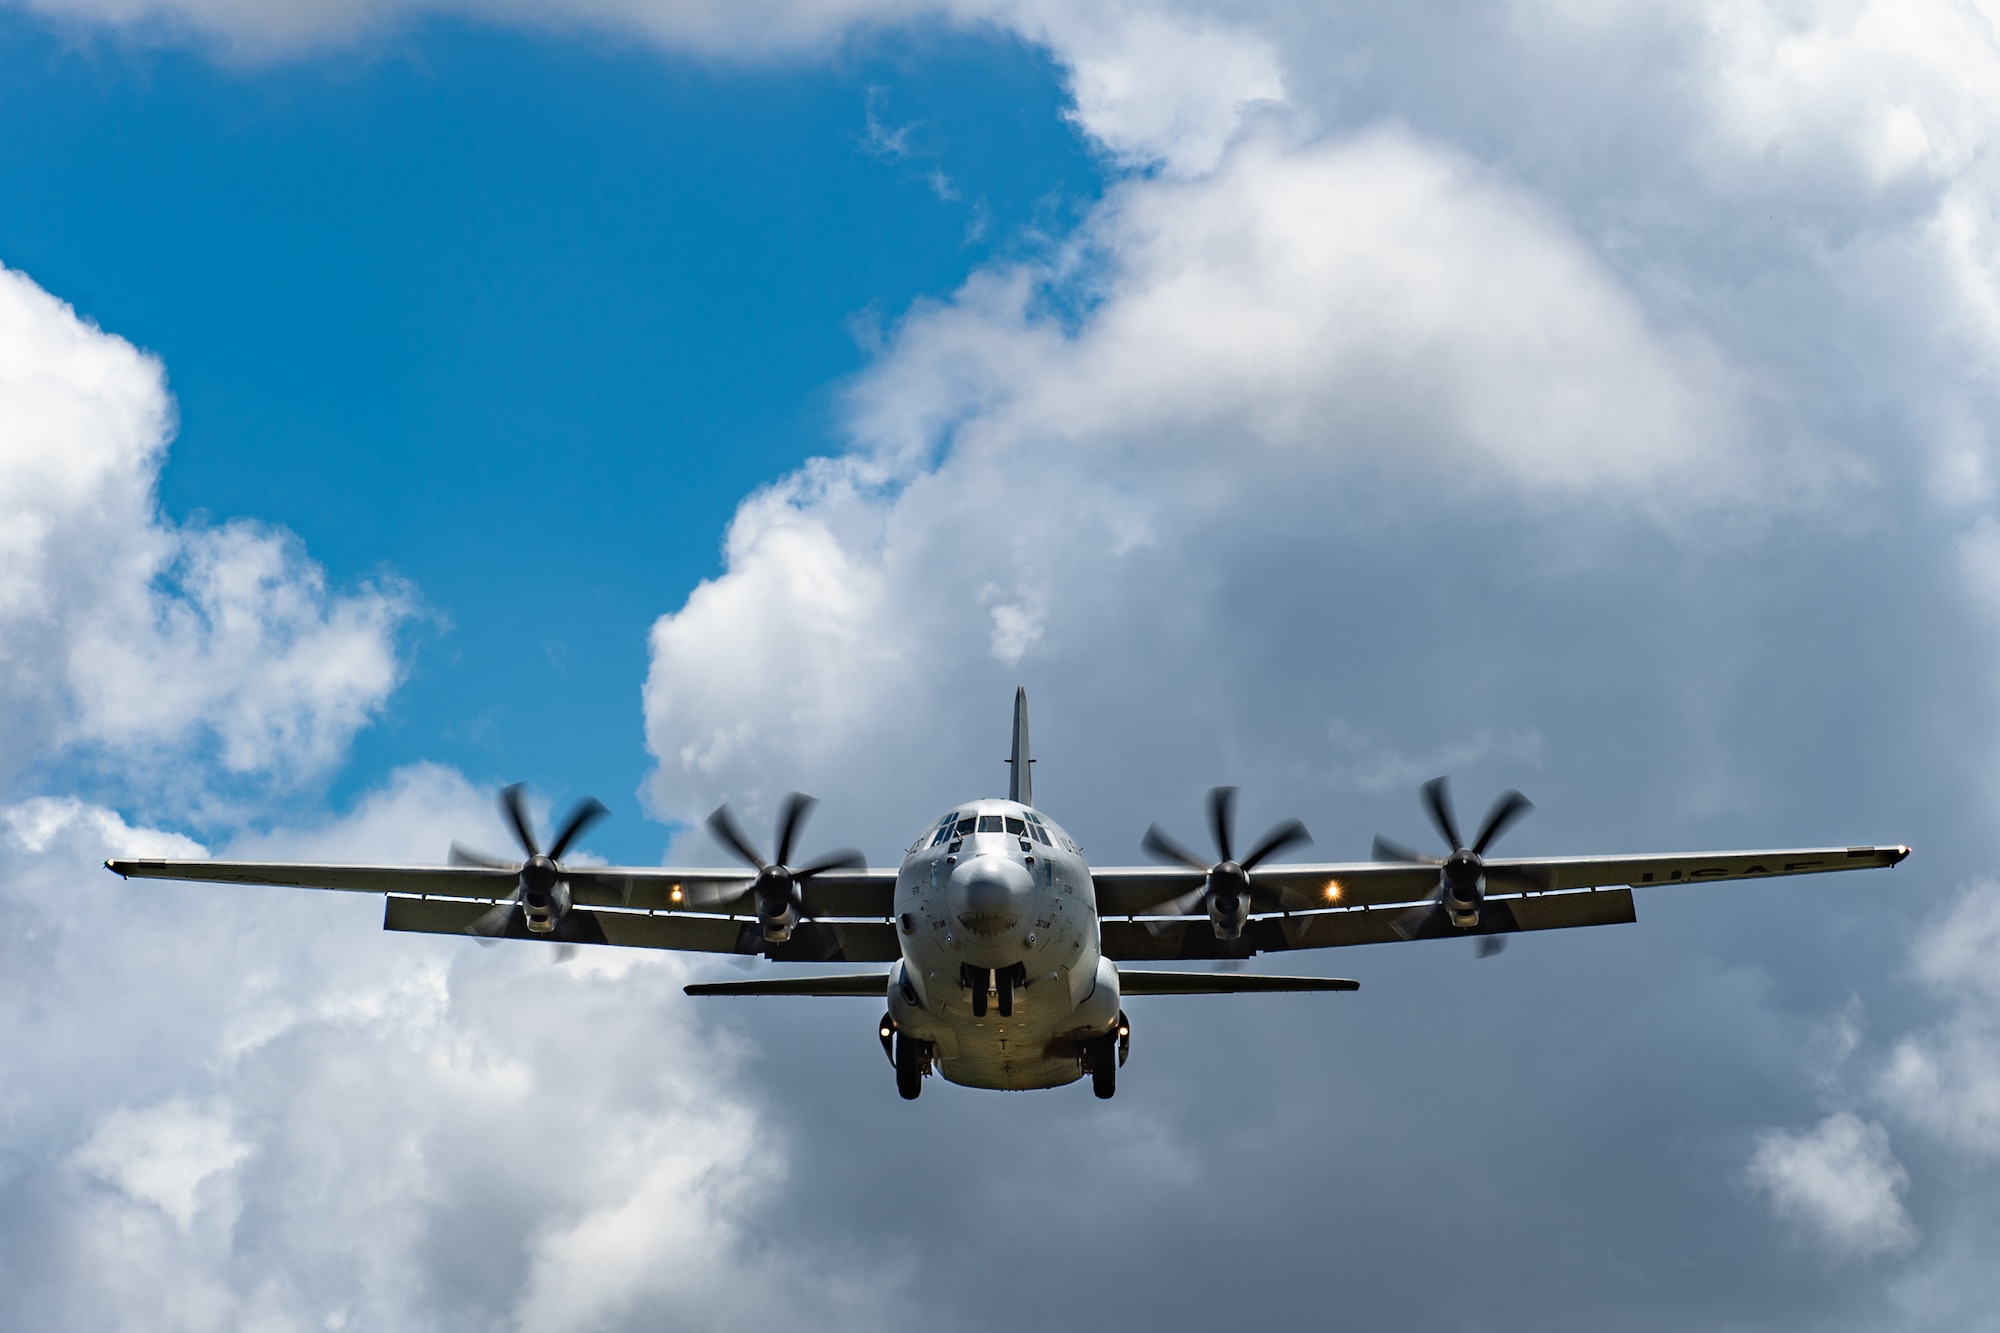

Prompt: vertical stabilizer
xmin=1007 ymin=687 xmax=1033 ymax=807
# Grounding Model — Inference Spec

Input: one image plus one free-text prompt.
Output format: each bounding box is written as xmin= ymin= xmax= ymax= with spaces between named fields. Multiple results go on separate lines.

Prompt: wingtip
xmin=1892 ymin=845 xmax=1912 ymax=865
xmin=105 ymin=859 xmax=123 ymax=878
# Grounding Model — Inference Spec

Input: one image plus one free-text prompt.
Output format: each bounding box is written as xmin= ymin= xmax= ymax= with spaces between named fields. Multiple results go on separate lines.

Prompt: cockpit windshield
xmin=976 ymin=815 xmax=1004 ymax=833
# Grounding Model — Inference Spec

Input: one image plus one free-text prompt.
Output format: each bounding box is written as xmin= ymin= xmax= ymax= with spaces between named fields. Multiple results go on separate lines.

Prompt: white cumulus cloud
xmin=1880 ymin=884 xmax=2000 ymax=1158
xmin=1748 ymin=1112 xmax=1919 ymax=1257
xmin=71 ymin=1099 xmax=251 ymax=1233
xmin=643 ymin=126 xmax=1810 ymax=836
xmin=0 ymin=264 xmax=414 ymax=798
xmin=0 ymin=769 xmax=873 ymax=1332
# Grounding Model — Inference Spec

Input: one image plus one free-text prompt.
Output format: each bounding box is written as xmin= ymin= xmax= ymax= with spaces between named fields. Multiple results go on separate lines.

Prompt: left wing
xmin=105 ymin=858 xmax=899 ymax=961
xmin=1093 ymin=843 xmax=1910 ymax=960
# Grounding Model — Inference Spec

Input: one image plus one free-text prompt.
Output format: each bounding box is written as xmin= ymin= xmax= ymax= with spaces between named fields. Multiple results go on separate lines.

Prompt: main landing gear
xmin=883 ymin=1014 xmax=933 ymax=1100
xmin=1082 ymin=1012 xmax=1132 ymax=1100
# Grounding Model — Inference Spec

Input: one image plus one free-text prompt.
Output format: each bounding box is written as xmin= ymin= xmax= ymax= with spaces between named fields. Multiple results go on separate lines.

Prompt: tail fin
xmin=1007 ymin=687 xmax=1033 ymax=806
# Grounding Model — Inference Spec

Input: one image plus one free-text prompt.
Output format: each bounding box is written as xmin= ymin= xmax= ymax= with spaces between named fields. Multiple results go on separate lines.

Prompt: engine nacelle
xmin=1206 ymin=862 xmax=1253 ymax=939
xmin=522 ymin=878 xmax=570 ymax=934
xmin=1208 ymin=892 xmax=1249 ymax=939
xmin=1442 ymin=851 xmax=1485 ymax=929
xmin=759 ymin=903 xmax=798 ymax=945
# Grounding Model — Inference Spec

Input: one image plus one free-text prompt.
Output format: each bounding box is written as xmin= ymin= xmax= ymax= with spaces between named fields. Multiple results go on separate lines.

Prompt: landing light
xmin=670 ymin=884 xmax=683 ymax=904
xmin=1324 ymin=880 xmax=1342 ymax=902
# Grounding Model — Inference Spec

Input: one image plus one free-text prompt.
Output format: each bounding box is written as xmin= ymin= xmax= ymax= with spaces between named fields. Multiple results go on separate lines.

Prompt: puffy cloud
xmin=644 ymin=126 xmax=1809 ymax=834
xmin=1748 ymin=1112 xmax=1919 ymax=1257
xmin=0 ymin=769 xmax=869 ymax=1332
xmin=1702 ymin=0 xmax=2000 ymax=197
xmin=1007 ymin=1 xmax=1287 ymax=175
xmin=859 ymin=129 xmax=1770 ymax=500
xmin=1881 ymin=885 xmax=2000 ymax=1157
xmin=0 ymin=264 xmax=413 ymax=797
xmin=70 ymin=1099 xmax=251 ymax=1233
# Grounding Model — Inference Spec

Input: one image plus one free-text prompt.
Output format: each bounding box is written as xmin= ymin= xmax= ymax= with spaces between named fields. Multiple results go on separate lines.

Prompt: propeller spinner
xmin=700 ymin=793 xmax=865 ymax=948
xmin=1373 ymin=776 xmax=1532 ymax=956
xmin=1141 ymin=786 xmax=1313 ymax=940
xmin=450 ymin=784 xmax=609 ymax=960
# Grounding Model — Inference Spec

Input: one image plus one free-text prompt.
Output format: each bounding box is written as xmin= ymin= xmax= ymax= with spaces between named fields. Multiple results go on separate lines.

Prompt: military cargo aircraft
xmin=108 ymin=690 xmax=1908 ymax=1100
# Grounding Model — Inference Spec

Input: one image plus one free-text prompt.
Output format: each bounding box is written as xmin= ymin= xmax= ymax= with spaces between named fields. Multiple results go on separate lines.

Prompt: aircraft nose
xmin=947 ymin=854 xmax=1035 ymax=941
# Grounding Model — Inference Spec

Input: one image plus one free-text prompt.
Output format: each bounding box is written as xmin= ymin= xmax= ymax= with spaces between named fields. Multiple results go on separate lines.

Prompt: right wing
xmin=1092 ymin=843 xmax=1911 ymax=960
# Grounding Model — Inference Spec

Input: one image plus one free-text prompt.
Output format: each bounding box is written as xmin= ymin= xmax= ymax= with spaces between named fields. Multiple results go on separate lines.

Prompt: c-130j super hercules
xmin=110 ymin=690 xmax=1908 ymax=1099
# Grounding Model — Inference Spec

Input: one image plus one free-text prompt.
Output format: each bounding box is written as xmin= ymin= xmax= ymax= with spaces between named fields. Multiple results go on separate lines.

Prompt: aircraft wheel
xmin=1089 ymin=1037 xmax=1116 ymax=1099
xmin=895 ymin=1034 xmax=926 ymax=1100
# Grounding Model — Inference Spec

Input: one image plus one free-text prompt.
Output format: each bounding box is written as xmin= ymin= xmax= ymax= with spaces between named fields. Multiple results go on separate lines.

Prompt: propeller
xmin=450 ymin=784 xmax=608 ymax=953
xmin=699 ymin=793 xmax=865 ymax=948
xmin=1140 ymin=786 xmax=1313 ymax=940
xmin=1372 ymin=776 xmax=1531 ymax=954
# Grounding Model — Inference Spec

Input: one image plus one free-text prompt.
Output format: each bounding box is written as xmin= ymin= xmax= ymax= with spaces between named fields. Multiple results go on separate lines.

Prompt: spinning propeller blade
xmin=706 ymin=794 xmax=865 ymax=948
xmin=1140 ymin=786 xmax=1313 ymax=936
xmin=451 ymin=785 xmax=608 ymax=953
xmin=1380 ymin=777 xmax=1531 ymax=956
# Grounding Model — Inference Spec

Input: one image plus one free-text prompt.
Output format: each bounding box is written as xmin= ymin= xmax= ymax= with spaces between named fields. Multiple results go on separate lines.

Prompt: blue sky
xmin=6 ymin=1 xmax=2000 ymax=1329
xmin=0 ymin=13 xmax=1100 ymax=847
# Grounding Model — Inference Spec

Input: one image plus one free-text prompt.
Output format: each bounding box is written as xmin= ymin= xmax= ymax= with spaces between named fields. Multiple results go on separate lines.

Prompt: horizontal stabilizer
xmin=685 ymin=972 xmax=890 ymax=997
xmin=1119 ymin=970 xmax=1358 ymax=994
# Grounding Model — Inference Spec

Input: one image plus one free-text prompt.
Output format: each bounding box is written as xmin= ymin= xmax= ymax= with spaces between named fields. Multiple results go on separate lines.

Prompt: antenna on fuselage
xmin=1005 ymin=686 xmax=1034 ymax=807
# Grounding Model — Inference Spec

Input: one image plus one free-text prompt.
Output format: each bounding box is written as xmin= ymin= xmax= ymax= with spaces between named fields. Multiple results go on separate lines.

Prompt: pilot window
xmin=1031 ymin=825 xmax=1051 ymax=845
xmin=1004 ymin=817 xmax=1025 ymax=835
xmin=956 ymin=818 xmax=976 ymax=836
xmin=977 ymin=815 xmax=1004 ymax=833
xmin=930 ymin=826 xmax=952 ymax=847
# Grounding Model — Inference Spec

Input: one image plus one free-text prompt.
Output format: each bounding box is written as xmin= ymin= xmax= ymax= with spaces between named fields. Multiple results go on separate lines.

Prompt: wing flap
xmin=1224 ymin=844 xmax=1909 ymax=911
xmin=381 ymin=898 xmax=903 ymax=961
xmin=684 ymin=973 xmax=890 ymax=997
xmin=1118 ymin=971 xmax=1358 ymax=994
xmin=559 ymin=868 xmax=895 ymax=918
xmin=1100 ymin=887 xmax=1637 ymax=959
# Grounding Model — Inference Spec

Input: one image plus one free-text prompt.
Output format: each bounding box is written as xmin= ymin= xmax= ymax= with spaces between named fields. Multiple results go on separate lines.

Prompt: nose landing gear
xmin=961 ymin=963 xmax=1028 ymax=1018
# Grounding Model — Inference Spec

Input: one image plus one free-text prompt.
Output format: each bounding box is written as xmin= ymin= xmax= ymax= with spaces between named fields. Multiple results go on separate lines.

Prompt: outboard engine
xmin=1441 ymin=849 xmax=1484 ymax=928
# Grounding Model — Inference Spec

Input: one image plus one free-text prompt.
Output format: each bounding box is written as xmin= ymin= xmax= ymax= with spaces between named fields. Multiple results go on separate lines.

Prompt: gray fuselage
xmin=885 ymin=799 xmax=1122 ymax=1089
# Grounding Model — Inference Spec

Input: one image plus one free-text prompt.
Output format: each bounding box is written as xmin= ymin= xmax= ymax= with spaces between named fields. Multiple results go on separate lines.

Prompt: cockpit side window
xmin=1004 ymin=816 xmax=1025 ymax=835
xmin=955 ymin=818 xmax=977 ymax=836
xmin=930 ymin=825 xmax=952 ymax=847
xmin=1024 ymin=811 xmax=1044 ymax=825
xmin=1031 ymin=824 xmax=1051 ymax=846
xmin=977 ymin=815 xmax=1004 ymax=833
